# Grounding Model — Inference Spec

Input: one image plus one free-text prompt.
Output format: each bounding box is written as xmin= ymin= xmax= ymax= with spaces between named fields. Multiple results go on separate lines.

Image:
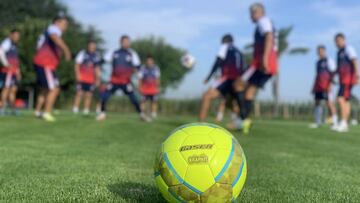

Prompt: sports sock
xmin=332 ymin=115 xmax=338 ymax=125
xmin=234 ymin=91 xmax=245 ymax=117
xmin=241 ymin=100 xmax=253 ymax=120
xmin=128 ymin=92 xmax=141 ymax=113
xmin=315 ymin=106 xmax=323 ymax=126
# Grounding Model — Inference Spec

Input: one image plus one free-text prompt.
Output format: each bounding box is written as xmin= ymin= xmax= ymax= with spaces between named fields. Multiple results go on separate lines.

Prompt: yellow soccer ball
xmin=154 ymin=123 xmax=247 ymax=203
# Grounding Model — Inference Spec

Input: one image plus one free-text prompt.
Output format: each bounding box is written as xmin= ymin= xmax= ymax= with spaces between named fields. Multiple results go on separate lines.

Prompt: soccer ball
xmin=154 ymin=123 xmax=247 ymax=202
xmin=180 ymin=54 xmax=196 ymax=69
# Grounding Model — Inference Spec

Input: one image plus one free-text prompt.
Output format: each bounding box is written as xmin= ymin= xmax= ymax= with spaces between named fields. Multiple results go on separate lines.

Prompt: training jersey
xmin=337 ymin=46 xmax=358 ymax=85
xmin=217 ymin=43 xmax=244 ymax=80
xmin=252 ymin=16 xmax=278 ymax=75
xmin=138 ymin=65 xmax=161 ymax=95
xmin=105 ymin=48 xmax=140 ymax=85
xmin=0 ymin=38 xmax=19 ymax=74
xmin=313 ymin=57 xmax=336 ymax=92
xmin=75 ymin=50 xmax=102 ymax=84
xmin=33 ymin=25 xmax=63 ymax=70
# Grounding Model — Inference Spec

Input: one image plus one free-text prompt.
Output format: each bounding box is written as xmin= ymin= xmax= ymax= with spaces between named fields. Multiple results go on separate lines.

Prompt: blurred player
xmin=97 ymin=35 xmax=147 ymax=121
xmin=138 ymin=55 xmax=161 ymax=119
xmin=72 ymin=40 xmax=101 ymax=115
xmin=232 ymin=3 xmax=278 ymax=134
xmin=199 ymin=34 xmax=244 ymax=122
xmin=33 ymin=15 xmax=71 ymax=122
xmin=334 ymin=33 xmax=359 ymax=132
xmin=309 ymin=45 xmax=337 ymax=129
xmin=0 ymin=29 xmax=21 ymax=115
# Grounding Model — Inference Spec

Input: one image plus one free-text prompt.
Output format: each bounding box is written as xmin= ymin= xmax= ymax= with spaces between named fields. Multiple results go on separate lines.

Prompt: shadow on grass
xmin=108 ymin=182 xmax=166 ymax=203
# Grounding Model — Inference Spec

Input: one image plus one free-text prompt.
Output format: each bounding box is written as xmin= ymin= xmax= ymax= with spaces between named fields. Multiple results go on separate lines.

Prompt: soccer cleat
xmin=330 ymin=124 xmax=338 ymax=131
xmin=336 ymin=121 xmax=349 ymax=133
xmin=72 ymin=107 xmax=79 ymax=114
xmin=34 ymin=111 xmax=43 ymax=118
xmin=42 ymin=113 xmax=56 ymax=122
xmin=242 ymin=119 xmax=252 ymax=134
xmin=96 ymin=113 xmax=106 ymax=121
xmin=83 ymin=109 xmax=90 ymax=116
xmin=140 ymin=113 xmax=152 ymax=122
xmin=309 ymin=123 xmax=320 ymax=129
xmin=227 ymin=118 xmax=243 ymax=131
xmin=151 ymin=112 xmax=158 ymax=119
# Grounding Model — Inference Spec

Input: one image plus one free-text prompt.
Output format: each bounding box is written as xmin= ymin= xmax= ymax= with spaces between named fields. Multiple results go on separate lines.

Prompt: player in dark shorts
xmin=0 ymin=29 xmax=21 ymax=115
xmin=138 ymin=55 xmax=161 ymax=119
xmin=199 ymin=34 xmax=245 ymax=122
xmin=232 ymin=3 xmax=278 ymax=134
xmin=33 ymin=15 xmax=71 ymax=122
xmin=309 ymin=45 xmax=337 ymax=129
xmin=72 ymin=40 xmax=102 ymax=115
xmin=96 ymin=35 xmax=148 ymax=121
xmin=334 ymin=33 xmax=359 ymax=132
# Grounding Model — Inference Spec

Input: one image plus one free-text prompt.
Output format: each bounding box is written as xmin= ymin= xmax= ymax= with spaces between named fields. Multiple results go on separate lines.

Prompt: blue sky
xmin=61 ymin=0 xmax=360 ymax=102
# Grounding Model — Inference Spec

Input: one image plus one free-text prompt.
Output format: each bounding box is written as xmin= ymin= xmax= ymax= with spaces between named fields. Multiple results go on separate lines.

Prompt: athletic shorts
xmin=142 ymin=94 xmax=158 ymax=102
xmin=241 ymin=68 xmax=272 ymax=88
xmin=213 ymin=79 xmax=235 ymax=96
xmin=34 ymin=64 xmax=59 ymax=90
xmin=77 ymin=82 xmax=95 ymax=92
xmin=0 ymin=73 xmax=17 ymax=88
xmin=338 ymin=84 xmax=353 ymax=101
xmin=314 ymin=91 xmax=329 ymax=101
xmin=106 ymin=83 xmax=134 ymax=95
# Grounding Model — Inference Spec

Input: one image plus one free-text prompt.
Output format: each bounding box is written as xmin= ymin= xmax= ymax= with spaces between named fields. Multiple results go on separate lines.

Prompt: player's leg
xmin=8 ymin=85 xmax=18 ymax=115
xmin=310 ymin=95 xmax=322 ymax=128
xmin=0 ymin=87 xmax=9 ymax=115
xmin=41 ymin=68 xmax=61 ymax=122
xmin=35 ymin=90 xmax=46 ymax=117
xmin=73 ymin=84 xmax=83 ymax=114
xmin=336 ymin=85 xmax=351 ymax=132
xmin=97 ymin=84 xmax=117 ymax=121
xmin=216 ymin=98 xmax=226 ymax=122
xmin=122 ymin=84 xmax=148 ymax=121
xmin=83 ymin=91 xmax=93 ymax=115
xmin=199 ymin=88 xmax=221 ymax=122
xmin=140 ymin=95 xmax=147 ymax=114
xmin=326 ymin=92 xmax=338 ymax=129
xmin=151 ymin=95 xmax=158 ymax=119
xmin=34 ymin=65 xmax=47 ymax=117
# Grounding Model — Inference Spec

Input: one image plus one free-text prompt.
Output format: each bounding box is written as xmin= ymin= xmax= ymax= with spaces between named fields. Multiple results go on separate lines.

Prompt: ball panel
xmin=184 ymin=165 xmax=215 ymax=193
xmin=166 ymin=151 xmax=188 ymax=181
xmin=163 ymin=130 xmax=190 ymax=153
xmin=209 ymin=149 xmax=232 ymax=182
xmin=218 ymin=143 xmax=244 ymax=185
xmin=201 ymin=183 xmax=233 ymax=203
xmin=169 ymin=184 xmax=200 ymax=202
xmin=160 ymin=156 xmax=182 ymax=186
xmin=208 ymin=129 xmax=233 ymax=150
xmin=180 ymin=125 xmax=216 ymax=136
xmin=232 ymin=157 xmax=247 ymax=200
xmin=155 ymin=175 xmax=171 ymax=202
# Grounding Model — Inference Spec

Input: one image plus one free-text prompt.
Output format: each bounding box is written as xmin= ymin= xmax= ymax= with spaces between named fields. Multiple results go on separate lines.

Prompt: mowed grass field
xmin=0 ymin=112 xmax=360 ymax=202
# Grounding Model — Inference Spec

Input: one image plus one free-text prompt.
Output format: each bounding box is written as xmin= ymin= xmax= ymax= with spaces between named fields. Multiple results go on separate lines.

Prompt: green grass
xmin=0 ymin=112 xmax=360 ymax=202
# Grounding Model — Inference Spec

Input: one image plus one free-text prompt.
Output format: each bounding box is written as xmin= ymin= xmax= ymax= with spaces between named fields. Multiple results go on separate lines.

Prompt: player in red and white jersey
xmin=0 ymin=29 xmax=21 ymax=115
xmin=334 ymin=33 xmax=359 ymax=132
xmin=72 ymin=40 xmax=102 ymax=115
xmin=232 ymin=3 xmax=278 ymax=134
xmin=33 ymin=15 xmax=71 ymax=122
xmin=138 ymin=55 xmax=161 ymax=119
xmin=309 ymin=45 xmax=338 ymax=129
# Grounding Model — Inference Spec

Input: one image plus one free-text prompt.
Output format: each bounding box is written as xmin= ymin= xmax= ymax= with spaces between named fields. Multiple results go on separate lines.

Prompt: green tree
xmin=132 ymin=37 xmax=189 ymax=90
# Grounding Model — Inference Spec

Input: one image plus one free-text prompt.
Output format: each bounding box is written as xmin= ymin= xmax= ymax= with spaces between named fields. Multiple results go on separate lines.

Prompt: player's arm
xmin=95 ymin=65 xmax=101 ymax=86
xmin=263 ymin=32 xmax=273 ymax=73
xmin=0 ymin=41 xmax=11 ymax=68
xmin=74 ymin=51 xmax=84 ymax=81
xmin=205 ymin=58 xmax=223 ymax=83
xmin=49 ymin=34 xmax=71 ymax=61
xmin=352 ymin=58 xmax=359 ymax=83
xmin=131 ymin=50 xmax=141 ymax=72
